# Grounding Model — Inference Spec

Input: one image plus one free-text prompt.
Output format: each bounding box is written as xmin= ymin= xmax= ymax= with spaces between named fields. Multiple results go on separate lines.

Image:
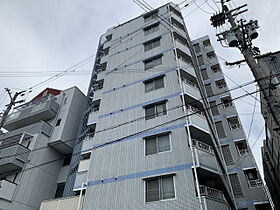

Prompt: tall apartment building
xmin=0 ymin=87 xmax=86 ymax=210
xmin=258 ymin=51 xmax=280 ymax=209
xmin=193 ymin=36 xmax=270 ymax=209
xmin=41 ymin=2 xmax=270 ymax=210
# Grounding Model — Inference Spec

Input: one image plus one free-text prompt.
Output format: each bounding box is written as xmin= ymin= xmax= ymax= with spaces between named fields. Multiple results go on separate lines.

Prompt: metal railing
xmin=181 ymin=77 xmax=199 ymax=90
xmin=229 ymin=123 xmax=241 ymax=130
xmin=248 ymin=179 xmax=263 ymax=188
xmin=222 ymin=102 xmax=233 ymax=108
xmin=191 ymin=139 xmax=214 ymax=155
xmin=199 ymin=185 xmax=224 ymax=200
xmin=187 ymin=105 xmax=205 ymax=118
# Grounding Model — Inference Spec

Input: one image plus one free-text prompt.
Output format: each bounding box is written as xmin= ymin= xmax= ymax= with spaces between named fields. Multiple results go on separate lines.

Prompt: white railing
xmin=229 ymin=124 xmax=241 ymax=130
xmin=199 ymin=185 xmax=224 ymax=200
xmin=191 ymin=139 xmax=214 ymax=155
xmin=222 ymin=102 xmax=233 ymax=108
xmin=239 ymin=149 xmax=248 ymax=156
xmin=217 ymin=84 xmax=227 ymax=89
xmin=187 ymin=105 xmax=205 ymax=118
xmin=181 ymin=77 xmax=199 ymax=90
xmin=248 ymin=179 xmax=263 ymax=188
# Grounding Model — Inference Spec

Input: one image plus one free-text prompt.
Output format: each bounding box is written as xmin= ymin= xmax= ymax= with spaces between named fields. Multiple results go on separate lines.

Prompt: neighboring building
xmin=193 ymin=35 xmax=271 ymax=209
xmin=0 ymin=87 xmax=86 ymax=210
xmin=258 ymin=51 xmax=280 ymax=209
xmin=41 ymin=2 xmax=270 ymax=210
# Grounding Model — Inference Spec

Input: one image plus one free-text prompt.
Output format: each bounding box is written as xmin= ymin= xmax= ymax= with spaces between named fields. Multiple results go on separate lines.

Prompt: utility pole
xmin=0 ymin=88 xmax=25 ymax=130
xmin=210 ymin=1 xmax=278 ymax=209
xmin=210 ymin=0 xmax=280 ymax=135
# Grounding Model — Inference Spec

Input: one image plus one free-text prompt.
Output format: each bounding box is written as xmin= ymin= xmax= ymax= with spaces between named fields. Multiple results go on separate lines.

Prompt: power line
xmin=247 ymin=86 xmax=258 ymax=141
xmin=0 ymin=82 xmax=277 ymax=164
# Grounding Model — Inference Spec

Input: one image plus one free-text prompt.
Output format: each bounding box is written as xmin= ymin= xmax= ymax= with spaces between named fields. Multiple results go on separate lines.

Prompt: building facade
xmin=193 ymin=36 xmax=270 ymax=209
xmin=42 ymin=2 xmax=270 ymax=210
xmin=0 ymin=87 xmax=86 ymax=210
xmin=258 ymin=51 xmax=280 ymax=209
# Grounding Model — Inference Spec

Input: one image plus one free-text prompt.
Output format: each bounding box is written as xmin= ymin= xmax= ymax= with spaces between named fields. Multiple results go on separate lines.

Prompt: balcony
xmin=192 ymin=140 xmax=218 ymax=173
xmin=40 ymin=195 xmax=84 ymax=210
xmin=0 ymin=144 xmax=30 ymax=173
xmin=176 ymin=41 xmax=191 ymax=56
xmin=4 ymin=96 xmax=59 ymax=131
xmin=199 ymin=185 xmax=225 ymax=201
xmin=191 ymin=139 xmax=214 ymax=155
xmin=248 ymin=179 xmax=263 ymax=188
xmin=181 ymin=78 xmax=201 ymax=100
xmin=0 ymin=179 xmax=17 ymax=201
xmin=187 ymin=106 xmax=210 ymax=133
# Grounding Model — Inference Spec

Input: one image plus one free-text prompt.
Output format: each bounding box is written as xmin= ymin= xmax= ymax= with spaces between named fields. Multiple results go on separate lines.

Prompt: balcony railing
xmin=248 ymin=179 xmax=263 ymax=188
xmin=229 ymin=124 xmax=241 ymax=130
xmin=239 ymin=149 xmax=249 ymax=156
xmin=222 ymin=102 xmax=233 ymax=108
xmin=187 ymin=105 xmax=205 ymax=118
xmin=181 ymin=77 xmax=199 ymax=90
xmin=199 ymin=185 xmax=224 ymax=201
xmin=191 ymin=139 xmax=214 ymax=155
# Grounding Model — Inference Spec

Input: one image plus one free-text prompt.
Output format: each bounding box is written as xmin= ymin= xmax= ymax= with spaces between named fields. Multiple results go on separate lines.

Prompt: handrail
xmin=248 ymin=179 xmax=263 ymax=188
xmin=199 ymin=185 xmax=224 ymax=200
xmin=187 ymin=105 xmax=205 ymax=118
xmin=181 ymin=77 xmax=199 ymax=89
xmin=191 ymin=139 xmax=214 ymax=155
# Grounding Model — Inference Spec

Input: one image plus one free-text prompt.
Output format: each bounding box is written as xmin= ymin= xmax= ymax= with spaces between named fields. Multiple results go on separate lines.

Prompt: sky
xmin=0 ymin=0 xmax=279 ymax=176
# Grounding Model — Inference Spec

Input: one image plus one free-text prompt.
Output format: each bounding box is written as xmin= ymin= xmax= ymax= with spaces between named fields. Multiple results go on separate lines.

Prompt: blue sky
xmin=0 ymin=0 xmax=279 ymax=176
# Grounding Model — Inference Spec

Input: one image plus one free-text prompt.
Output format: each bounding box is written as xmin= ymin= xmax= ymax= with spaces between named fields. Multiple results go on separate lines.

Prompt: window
xmin=235 ymin=140 xmax=248 ymax=156
xmin=145 ymin=102 xmax=167 ymax=120
xmin=95 ymin=79 xmax=104 ymax=91
xmin=145 ymin=175 xmax=175 ymax=202
xmin=229 ymin=173 xmax=243 ymax=197
xmin=106 ymin=34 xmax=112 ymax=42
xmin=103 ymin=47 xmax=110 ymax=56
xmin=54 ymin=182 xmax=66 ymax=198
xmin=144 ymin=56 xmax=162 ymax=70
xmin=227 ymin=116 xmax=241 ymax=130
xmin=78 ymin=153 xmax=91 ymax=173
xmin=215 ymin=121 xmax=226 ymax=138
xmin=56 ymin=119 xmax=61 ymax=126
xmin=203 ymin=39 xmax=211 ymax=47
xmin=206 ymin=51 xmax=216 ymax=59
xmin=205 ymin=83 xmax=214 ymax=97
xmin=209 ymin=101 xmax=219 ymax=116
xmin=144 ymin=77 xmax=164 ymax=92
xmin=197 ymin=55 xmax=204 ymax=66
xmin=63 ymin=156 xmax=72 ymax=166
xmin=211 ymin=64 xmax=221 ymax=73
xmin=221 ymin=145 xmax=234 ymax=165
xmin=200 ymin=68 xmax=208 ymax=80
xmin=193 ymin=44 xmax=201 ymax=53
xmin=100 ymin=62 xmax=107 ymax=72
xmin=215 ymin=79 xmax=227 ymax=89
xmin=243 ymin=168 xmax=263 ymax=187
xmin=145 ymin=133 xmax=170 ymax=155
xmin=221 ymin=96 xmax=232 ymax=108
xmin=144 ymin=11 xmax=158 ymax=22
xmin=144 ymin=24 xmax=159 ymax=36
xmin=144 ymin=38 xmax=161 ymax=52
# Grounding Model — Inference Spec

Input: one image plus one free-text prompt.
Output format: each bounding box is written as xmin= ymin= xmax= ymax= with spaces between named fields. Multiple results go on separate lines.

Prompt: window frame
xmin=144 ymin=55 xmax=163 ymax=70
xmin=144 ymin=37 xmax=161 ymax=52
xmin=144 ymin=101 xmax=167 ymax=120
xmin=144 ymin=174 xmax=176 ymax=202
xmin=144 ymin=132 xmax=171 ymax=156
xmin=144 ymin=23 xmax=160 ymax=36
xmin=144 ymin=76 xmax=165 ymax=93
